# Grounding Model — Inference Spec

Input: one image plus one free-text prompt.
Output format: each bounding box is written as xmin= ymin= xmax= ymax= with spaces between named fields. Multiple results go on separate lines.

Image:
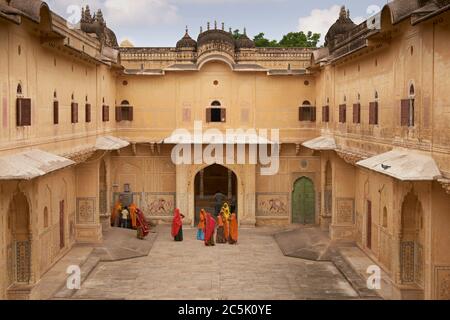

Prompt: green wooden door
xmin=292 ymin=177 xmax=315 ymax=224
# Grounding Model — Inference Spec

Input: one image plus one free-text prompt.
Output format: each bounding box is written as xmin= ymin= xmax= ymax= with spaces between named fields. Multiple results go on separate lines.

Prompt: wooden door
xmin=292 ymin=177 xmax=315 ymax=224
xmin=367 ymin=200 xmax=372 ymax=249
xmin=60 ymin=200 xmax=65 ymax=250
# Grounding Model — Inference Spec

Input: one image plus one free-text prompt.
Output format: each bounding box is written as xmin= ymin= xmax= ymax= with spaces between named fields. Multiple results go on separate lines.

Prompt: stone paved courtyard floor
xmin=68 ymin=226 xmax=360 ymax=300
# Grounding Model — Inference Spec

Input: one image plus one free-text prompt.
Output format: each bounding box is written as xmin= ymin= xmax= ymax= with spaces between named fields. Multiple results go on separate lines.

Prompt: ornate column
xmin=176 ymin=164 xmax=191 ymax=225
xmin=200 ymin=169 xmax=204 ymax=199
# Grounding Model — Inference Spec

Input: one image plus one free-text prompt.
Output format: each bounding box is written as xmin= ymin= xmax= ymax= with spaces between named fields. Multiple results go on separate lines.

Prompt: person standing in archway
xmin=228 ymin=213 xmax=238 ymax=245
xmin=204 ymin=212 xmax=216 ymax=246
xmin=216 ymin=210 xmax=226 ymax=244
xmin=171 ymin=208 xmax=185 ymax=242
xmin=222 ymin=203 xmax=231 ymax=242
xmin=214 ymin=191 xmax=226 ymax=217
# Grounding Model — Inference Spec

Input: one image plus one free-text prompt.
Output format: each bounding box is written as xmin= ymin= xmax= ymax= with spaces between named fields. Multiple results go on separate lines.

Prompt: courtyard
xmin=62 ymin=226 xmax=360 ymax=300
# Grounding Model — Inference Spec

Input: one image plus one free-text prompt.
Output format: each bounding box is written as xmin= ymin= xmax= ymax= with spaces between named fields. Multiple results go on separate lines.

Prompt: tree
xmin=252 ymin=31 xmax=320 ymax=48
xmin=278 ymin=31 xmax=321 ymax=48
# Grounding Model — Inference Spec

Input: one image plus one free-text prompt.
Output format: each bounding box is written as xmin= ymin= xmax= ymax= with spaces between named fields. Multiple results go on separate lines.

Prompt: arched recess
xmin=193 ymin=164 xmax=238 ymax=225
xmin=292 ymin=177 xmax=316 ymax=224
xmin=7 ymin=192 xmax=31 ymax=285
xmin=99 ymin=159 xmax=107 ymax=216
xmin=324 ymin=161 xmax=333 ymax=217
xmin=197 ymin=54 xmax=235 ymax=71
xmin=400 ymin=191 xmax=425 ymax=289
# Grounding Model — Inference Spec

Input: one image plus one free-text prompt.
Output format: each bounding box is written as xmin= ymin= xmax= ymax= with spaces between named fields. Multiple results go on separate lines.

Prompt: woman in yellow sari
xmin=111 ymin=201 xmax=122 ymax=227
xmin=221 ymin=203 xmax=231 ymax=241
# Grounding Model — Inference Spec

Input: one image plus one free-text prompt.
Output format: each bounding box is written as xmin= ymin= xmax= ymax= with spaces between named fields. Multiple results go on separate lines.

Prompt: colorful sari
xmin=129 ymin=203 xmax=138 ymax=229
xmin=222 ymin=203 xmax=231 ymax=241
xmin=216 ymin=213 xmax=226 ymax=244
xmin=136 ymin=208 xmax=150 ymax=239
xmin=204 ymin=212 xmax=216 ymax=246
xmin=171 ymin=208 xmax=183 ymax=241
xmin=111 ymin=201 xmax=122 ymax=227
xmin=197 ymin=209 xmax=206 ymax=241
xmin=228 ymin=213 xmax=238 ymax=245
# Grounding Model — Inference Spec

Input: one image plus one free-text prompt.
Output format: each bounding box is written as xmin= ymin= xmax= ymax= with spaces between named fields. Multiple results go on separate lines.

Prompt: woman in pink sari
xmin=204 ymin=212 xmax=216 ymax=246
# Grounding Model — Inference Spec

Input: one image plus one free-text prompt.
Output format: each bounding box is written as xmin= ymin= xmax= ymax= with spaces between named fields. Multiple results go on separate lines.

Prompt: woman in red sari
xmin=204 ymin=212 xmax=216 ymax=246
xmin=171 ymin=208 xmax=184 ymax=241
xmin=136 ymin=208 xmax=150 ymax=239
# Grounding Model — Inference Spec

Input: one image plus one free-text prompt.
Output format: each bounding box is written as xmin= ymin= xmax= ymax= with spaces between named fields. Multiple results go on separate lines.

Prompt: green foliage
xmin=250 ymin=31 xmax=321 ymax=48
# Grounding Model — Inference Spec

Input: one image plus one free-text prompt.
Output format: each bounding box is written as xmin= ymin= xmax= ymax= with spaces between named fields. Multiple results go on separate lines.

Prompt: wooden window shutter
xmin=16 ymin=98 xmax=31 ymax=126
xmin=311 ymin=107 xmax=317 ymax=122
xmin=85 ymin=104 xmax=91 ymax=123
xmin=116 ymin=106 xmax=122 ymax=122
xmin=299 ymin=107 xmax=304 ymax=121
xmin=206 ymin=108 xmax=212 ymax=123
xmin=353 ymin=103 xmax=360 ymax=124
xmin=401 ymin=99 xmax=410 ymax=126
xmin=53 ymin=101 xmax=59 ymax=124
xmin=221 ymin=108 xmax=226 ymax=122
xmin=71 ymin=103 xmax=78 ymax=123
xmin=339 ymin=104 xmax=346 ymax=123
xmin=322 ymin=106 xmax=329 ymax=122
xmin=369 ymin=102 xmax=378 ymax=125
xmin=103 ymin=105 xmax=109 ymax=122
xmin=129 ymin=107 xmax=133 ymax=121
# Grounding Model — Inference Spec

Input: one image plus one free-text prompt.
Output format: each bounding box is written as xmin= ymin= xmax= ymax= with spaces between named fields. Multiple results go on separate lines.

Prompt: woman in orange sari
xmin=216 ymin=211 xmax=226 ymax=244
xmin=171 ymin=208 xmax=184 ymax=241
xmin=228 ymin=213 xmax=238 ymax=245
xmin=111 ymin=201 xmax=122 ymax=227
xmin=197 ymin=209 xmax=206 ymax=241
xmin=129 ymin=203 xmax=138 ymax=229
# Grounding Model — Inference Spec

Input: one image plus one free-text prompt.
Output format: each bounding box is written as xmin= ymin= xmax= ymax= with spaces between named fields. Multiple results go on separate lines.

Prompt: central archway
xmin=194 ymin=164 xmax=237 ymax=225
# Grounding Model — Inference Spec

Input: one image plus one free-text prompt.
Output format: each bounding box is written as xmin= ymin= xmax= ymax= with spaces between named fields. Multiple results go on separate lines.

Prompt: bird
xmin=381 ymin=164 xmax=391 ymax=170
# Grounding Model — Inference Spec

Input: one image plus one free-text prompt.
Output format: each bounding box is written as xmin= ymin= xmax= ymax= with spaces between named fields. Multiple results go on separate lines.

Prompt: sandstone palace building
xmin=0 ymin=0 xmax=449 ymax=300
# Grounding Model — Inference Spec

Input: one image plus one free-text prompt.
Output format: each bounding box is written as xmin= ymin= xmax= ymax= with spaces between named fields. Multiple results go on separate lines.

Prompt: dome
xmin=176 ymin=29 xmax=197 ymax=50
xmin=324 ymin=6 xmax=356 ymax=47
xmin=120 ymin=39 xmax=134 ymax=48
xmin=197 ymin=27 xmax=235 ymax=49
xmin=235 ymin=30 xmax=255 ymax=49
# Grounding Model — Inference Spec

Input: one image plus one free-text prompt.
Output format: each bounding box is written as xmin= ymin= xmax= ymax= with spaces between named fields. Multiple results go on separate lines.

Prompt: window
xmin=116 ymin=101 xmax=133 ymax=122
xmin=44 ymin=207 xmax=49 ymax=229
xmin=401 ymin=99 xmax=414 ymax=127
xmin=102 ymin=105 xmax=109 ymax=122
xmin=16 ymin=98 xmax=31 ymax=126
xmin=85 ymin=103 xmax=91 ymax=123
xmin=339 ymin=104 xmax=347 ymax=123
xmin=17 ymin=84 xmax=22 ymax=95
xmin=299 ymin=101 xmax=316 ymax=122
xmin=322 ymin=105 xmax=330 ymax=123
xmin=206 ymin=101 xmax=226 ymax=123
xmin=382 ymin=207 xmax=388 ymax=229
xmin=53 ymin=100 xmax=59 ymax=124
xmin=353 ymin=103 xmax=361 ymax=124
xmin=71 ymin=102 xmax=78 ymax=123
xmin=369 ymin=102 xmax=379 ymax=125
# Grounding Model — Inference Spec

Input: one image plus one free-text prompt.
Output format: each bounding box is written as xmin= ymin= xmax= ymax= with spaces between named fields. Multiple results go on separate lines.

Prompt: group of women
xmin=111 ymin=201 xmax=150 ymax=239
xmin=171 ymin=203 xmax=238 ymax=246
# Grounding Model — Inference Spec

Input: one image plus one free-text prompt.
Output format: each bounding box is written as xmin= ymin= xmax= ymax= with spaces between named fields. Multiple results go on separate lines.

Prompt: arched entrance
xmin=194 ymin=164 xmax=237 ymax=224
xmin=324 ymin=161 xmax=332 ymax=217
xmin=6 ymin=193 xmax=31 ymax=286
xmin=400 ymin=191 xmax=424 ymax=288
xmin=292 ymin=177 xmax=315 ymax=224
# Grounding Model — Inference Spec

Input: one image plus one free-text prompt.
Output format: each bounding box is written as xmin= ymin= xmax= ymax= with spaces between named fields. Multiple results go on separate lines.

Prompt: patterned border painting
xmin=256 ymin=193 xmax=289 ymax=217
xmin=143 ymin=193 xmax=176 ymax=217
xmin=76 ymin=198 xmax=96 ymax=224
xmin=336 ymin=198 xmax=355 ymax=225
xmin=435 ymin=266 xmax=450 ymax=300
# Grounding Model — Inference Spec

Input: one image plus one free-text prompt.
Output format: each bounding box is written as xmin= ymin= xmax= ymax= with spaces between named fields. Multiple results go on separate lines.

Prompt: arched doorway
xmin=194 ymin=164 xmax=237 ymax=224
xmin=324 ymin=161 xmax=332 ymax=217
xmin=99 ymin=160 xmax=107 ymax=216
xmin=400 ymin=191 xmax=424 ymax=288
xmin=292 ymin=177 xmax=316 ymax=224
xmin=7 ymin=193 xmax=31 ymax=286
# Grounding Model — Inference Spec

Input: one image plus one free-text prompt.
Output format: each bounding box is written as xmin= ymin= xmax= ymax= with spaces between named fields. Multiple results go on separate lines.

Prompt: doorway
xmin=194 ymin=164 xmax=237 ymax=224
xmin=292 ymin=177 xmax=316 ymax=224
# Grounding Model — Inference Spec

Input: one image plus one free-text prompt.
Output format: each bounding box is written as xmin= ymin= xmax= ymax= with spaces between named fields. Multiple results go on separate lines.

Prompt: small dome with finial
xmin=235 ymin=28 xmax=255 ymax=49
xmin=324 ymin=5 xmax=356 ymax=47
xmin=176 ymin=27 xmax=197 ymax=50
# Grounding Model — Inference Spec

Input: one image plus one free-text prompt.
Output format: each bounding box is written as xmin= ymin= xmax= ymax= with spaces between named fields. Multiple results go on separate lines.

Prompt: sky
xmin=46 ymin=0 xmax=390 ymax=47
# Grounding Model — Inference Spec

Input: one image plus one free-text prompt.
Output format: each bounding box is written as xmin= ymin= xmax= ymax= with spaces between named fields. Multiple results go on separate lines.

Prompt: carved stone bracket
xmin=335 ymin=148 xmax=367 ymax=166
xmin=438 ymin=179 xmax=450 ymax=195
xmin=61 ymin=147 xmax=96 ymax=164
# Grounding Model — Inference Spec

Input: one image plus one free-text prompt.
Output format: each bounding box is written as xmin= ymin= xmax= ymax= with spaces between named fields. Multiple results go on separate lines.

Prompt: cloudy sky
xmin=46 ymin=0 xmax=389 ymax=47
